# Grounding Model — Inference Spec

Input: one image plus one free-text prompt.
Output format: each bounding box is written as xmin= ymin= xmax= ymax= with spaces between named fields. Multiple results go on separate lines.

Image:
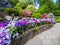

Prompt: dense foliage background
xmin=0 ymin=0 xmax=60 ymax=22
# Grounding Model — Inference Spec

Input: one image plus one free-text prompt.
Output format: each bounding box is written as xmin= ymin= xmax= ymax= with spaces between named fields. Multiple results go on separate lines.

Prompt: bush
xmin=55 ymin=16 xmax=60 ymax=23
xmin=25 ymin=5 xmax=37 ymax=13
xmin=17 ymin=2 xmax=27 ymax=9
xmin=15 ymin=5 xmax=23 ymax=15
xmin=0 ymin=17 xmax=4 ymax=21
xmin=22 ymin=10 xmax=32 ymax=17
xmin=16 ymin=1 xmax=28 ymax=9
xmin=38 ymin=5 xmax=49 ymax=14
xmin=4 ymin=8 xmax=22 ymax=16
xmin=10 ymin=0 xmax=18 ymax=6
xmin=17 ymin=0 xmax=34 ymax=9
xmin=5 ymin=8 xmax=19 ymax=16
xmin=53 ymin=10 xmax=60 ymax=16
xmin=32 ymin=13 xmax=41 ymax=18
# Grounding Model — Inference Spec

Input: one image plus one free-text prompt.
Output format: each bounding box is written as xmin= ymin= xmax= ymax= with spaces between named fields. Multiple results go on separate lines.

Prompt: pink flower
xmin=0 ymin=23 xmax=4 ymax=28
xmin=22 ymin=11 xmax=32 ymax=17
xmin=46 ymin=19 xmax=51 ymax=23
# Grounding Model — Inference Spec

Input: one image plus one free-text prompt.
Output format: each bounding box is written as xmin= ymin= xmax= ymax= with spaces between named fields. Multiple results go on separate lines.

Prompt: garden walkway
xmin=24 ymin=23 xmax=60 ymax=45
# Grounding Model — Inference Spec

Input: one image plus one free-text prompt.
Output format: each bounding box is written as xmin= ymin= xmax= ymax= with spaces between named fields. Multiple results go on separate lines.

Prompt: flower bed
xmin=10 ymin=24 xmax=54 ymax=45
xmin=0 ymin=18 xmax=55 ymax=45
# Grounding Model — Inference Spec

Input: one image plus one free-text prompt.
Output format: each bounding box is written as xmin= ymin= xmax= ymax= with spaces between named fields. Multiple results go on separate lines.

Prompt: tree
xmin=56 ymin=0 xmax=60 ymax=9
xmin=39 ymin=0 xmax=58 ymax=12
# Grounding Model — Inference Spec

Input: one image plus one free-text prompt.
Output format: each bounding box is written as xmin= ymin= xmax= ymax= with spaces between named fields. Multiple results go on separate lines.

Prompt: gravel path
xmin=24 ymin=23 xmax=60 ymax=45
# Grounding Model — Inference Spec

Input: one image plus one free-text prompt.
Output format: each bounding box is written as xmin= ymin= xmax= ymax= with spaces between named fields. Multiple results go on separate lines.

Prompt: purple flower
xmin=0 ymin=38 xmax=4 ymax=45
xmin=46 ymin=19 xmax=51 ymax=23
xmin=33 ymin=19 xmax=40 ymax=23
xmin=15 ymin=20 xmax=28 ymax=27
xmin=0 ymin=31 xmax=11 ymax=45
xmin=0 ymin=38 xmax=2 ymax=43
xmin=15 ymin=20 xmax=28 ymax=30
xmin=41 ymin=19 xmax=46 ymax=22
xmin=51 ymin=18 xmax=55 ymax=23
xmin=20 ymin=20 xmax=28 ymax=25
xmin=15 ymin=22 xmax=22 ymax=27
xmin=2 ymin=32 xmax=7 ymax=37
xmin=3 ymin=20 xmax=10 ymax=26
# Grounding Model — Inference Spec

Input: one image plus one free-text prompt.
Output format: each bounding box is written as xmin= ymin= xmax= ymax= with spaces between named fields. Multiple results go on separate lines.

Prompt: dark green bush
xmin=53 ymin=10 xmax=60 ymax=16
xmin=5 ymin=8 xmax=19 ymax=16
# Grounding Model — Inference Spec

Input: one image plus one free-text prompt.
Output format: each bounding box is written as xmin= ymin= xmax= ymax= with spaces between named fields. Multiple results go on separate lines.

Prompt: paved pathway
xmin=24 ymin=23 xmax=60 ymax=45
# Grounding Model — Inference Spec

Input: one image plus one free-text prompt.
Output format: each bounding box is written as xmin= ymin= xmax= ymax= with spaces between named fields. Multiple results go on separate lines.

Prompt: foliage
xmin=14 ymin=0 xmax=34 ymax=9
xmin=5 ymin=8 xmax=19 ymax=16
xmin=10 ymin=0 xmax=18 ymax=6
xmin=26 ymin=0 xmax=34 ymax=4
xmin=55 ymin=16 xmax=60 ymax=23
xmin=4 ymin=7 xmax=22 ymax=16
xmin=56 ymin=0 xmax=60 ymax=9
xmin=15 ymin=2 xmax=27 ymax=9
xmin=53 ymin=10 xmax=60 ymax=16
xmin=32 ymin=12 xmax=41 ymax=18
xmin=15 ymin=5 xmax=23 ymax=15
xmin=25 ymin=5 xmax=37 ymax=13
xmin=9 ymin=27 xmax=17 ymax=35
xmin=18 ymin=0 xmax=34 ymax=5
xmin=38 ymin=5 xmax=49 ymax=14
xmin=0 ymin=17 xmax=4 ymax=21
xmin=40 ymin=0 xmax=58 ymax=12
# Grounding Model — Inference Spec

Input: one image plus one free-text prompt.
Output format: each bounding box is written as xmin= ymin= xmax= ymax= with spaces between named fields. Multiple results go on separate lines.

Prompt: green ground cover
xmin=55 ymin=16 xmax=60 ymax=23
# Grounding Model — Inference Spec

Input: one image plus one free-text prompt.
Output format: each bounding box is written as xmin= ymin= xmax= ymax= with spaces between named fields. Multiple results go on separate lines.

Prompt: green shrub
xmin=53 ymin=10 xmax=60 ymax=16
xmin=32 ymin=13 xmax=41 ymax=18
xmin=15 ymin=5 xmax=23 ymax=15
xmin=5 ymin=8 xmax=19 ymax=16
xmin=55 ymin=16 xmax=60 ymax=23
xmin=38 ymin=5 xmax=49 ymax=14
xmin=10 ymin=0 xmax=18 ymax=6
xmin=0 ymin=17 xmax=4 ymax=21
xmin=4 ymin=8 xmax=22 ymax=16
xmin=25 ymin=5 xmax=37 ymax=13
xmin=16 ymin=1 xmax=28 ymax=9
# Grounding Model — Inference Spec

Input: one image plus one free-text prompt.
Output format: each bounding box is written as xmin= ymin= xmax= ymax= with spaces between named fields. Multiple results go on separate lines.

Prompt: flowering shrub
xmin=0 ymin=18 xmax=55 ymax=45
xmin=42 ymin=14 xmax=46 ymax=19
xmin=0 ymin=30 xmax=11 ymax=45
xmin=22 ymin=10 xmax=32 ymax=17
